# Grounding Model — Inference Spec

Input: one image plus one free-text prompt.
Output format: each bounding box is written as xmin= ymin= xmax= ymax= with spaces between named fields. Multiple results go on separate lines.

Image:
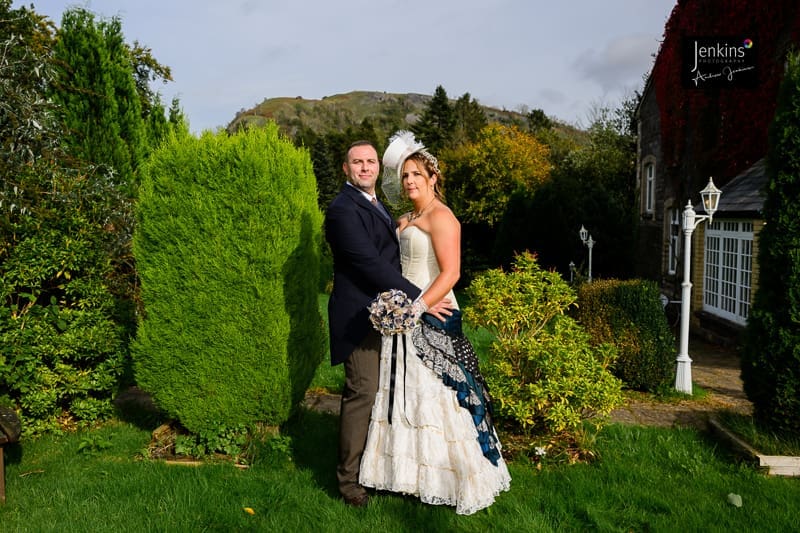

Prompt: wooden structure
xmin=0 ymin=408 xmax=21 ymax=504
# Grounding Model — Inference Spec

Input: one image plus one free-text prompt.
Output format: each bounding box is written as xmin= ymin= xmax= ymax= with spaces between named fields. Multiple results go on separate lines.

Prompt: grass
xmin=716 ymin=411 xmax=800 ymax=457
xmin=623 ymin=383 xmax=709 ymax=405
xmin=3 ymin=293 xmax=798 ymax=530
xmin=308 ymin=357 xmax=344 ymax=393
xmin=2 ymin=414 xmax=800 ymax=531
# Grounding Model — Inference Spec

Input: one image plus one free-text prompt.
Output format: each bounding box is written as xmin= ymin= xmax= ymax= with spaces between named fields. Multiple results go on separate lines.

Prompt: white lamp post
xmin=569 ymin=261 xmax=576 ymax=282
xmin=579 ymin=225 xmax=595 ymax=282
xmin=676 ymin=177 xmax=722 ymax=394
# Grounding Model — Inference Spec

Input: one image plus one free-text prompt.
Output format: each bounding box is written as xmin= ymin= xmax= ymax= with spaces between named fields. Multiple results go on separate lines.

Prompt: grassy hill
xmin=226 ymin=90 xmax=539 ymax=139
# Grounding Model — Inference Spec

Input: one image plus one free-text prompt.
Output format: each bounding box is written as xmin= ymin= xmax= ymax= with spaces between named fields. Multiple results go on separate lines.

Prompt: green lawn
xmin=3 ymin=294 xmax=798 ymax=531
xmin=2 ymin=413 xmax=799 ymax=532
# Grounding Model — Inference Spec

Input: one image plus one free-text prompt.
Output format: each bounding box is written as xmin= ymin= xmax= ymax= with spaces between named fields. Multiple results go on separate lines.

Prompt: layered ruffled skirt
xmin=359 ymin=322 xmax=511 ymax=515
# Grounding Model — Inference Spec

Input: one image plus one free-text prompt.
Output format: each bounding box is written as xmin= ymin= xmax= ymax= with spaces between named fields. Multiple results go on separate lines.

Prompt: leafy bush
xmin=742 ymin=50 xmax=800 ymax=436
xmin=576 ymin=279 xmax=675 ymax=392
xmin=173 ymin=424 xmax=249 ymax=459
xmin=0 ymin=164 xmax=129 ymax=436
xmin=0 ymin=2 xmax=170 ymax=436
xmin=132 ymin=124 xmax=325 ymax=439
xmin=466 ymin=252 xmax=623 ymax=448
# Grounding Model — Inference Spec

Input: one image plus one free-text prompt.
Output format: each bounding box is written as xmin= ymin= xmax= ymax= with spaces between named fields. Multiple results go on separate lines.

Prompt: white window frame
xmin=667 ymin=207 xmax=681 ymax=275
xmin=644 ymin=162 xmax=655 ymax=214
xmin=702 ymin=220 xmax=753 ymax=325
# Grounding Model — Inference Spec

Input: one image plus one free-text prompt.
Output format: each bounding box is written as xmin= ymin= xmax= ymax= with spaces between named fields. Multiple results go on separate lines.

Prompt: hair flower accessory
xmin=381 ymin=130 xmax=438 ymax=206
xmin=367 ymin=289 xmax=417 ymax=335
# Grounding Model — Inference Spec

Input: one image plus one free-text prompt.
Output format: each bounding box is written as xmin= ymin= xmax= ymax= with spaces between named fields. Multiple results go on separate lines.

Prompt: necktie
xmin=371 ymin=197 xmax=391 ymax=222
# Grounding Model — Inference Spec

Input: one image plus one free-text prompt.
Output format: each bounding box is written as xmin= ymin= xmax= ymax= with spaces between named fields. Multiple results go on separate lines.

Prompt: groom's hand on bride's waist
xmin=426 ymin=299 xmax=453 ymax=321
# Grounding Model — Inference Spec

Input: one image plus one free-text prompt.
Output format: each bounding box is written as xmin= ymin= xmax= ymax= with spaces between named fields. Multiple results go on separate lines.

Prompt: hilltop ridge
xmin=226 ymin=90 xmax=539 ymax=139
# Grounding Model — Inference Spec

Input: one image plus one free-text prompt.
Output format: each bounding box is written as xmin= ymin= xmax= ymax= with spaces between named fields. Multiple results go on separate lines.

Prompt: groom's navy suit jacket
xmin=325 ymin=184 xmax=421 ymax=365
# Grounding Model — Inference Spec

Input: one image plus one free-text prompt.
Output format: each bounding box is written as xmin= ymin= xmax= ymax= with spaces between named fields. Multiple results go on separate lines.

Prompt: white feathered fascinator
xmin=381 ymin=130 xmax=427 ymax=206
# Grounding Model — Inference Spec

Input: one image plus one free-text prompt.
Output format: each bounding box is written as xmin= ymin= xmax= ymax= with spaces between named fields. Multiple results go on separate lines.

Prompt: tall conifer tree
xmin=413 ymin=85 xmax=455 ymax=153
xmin=452 ymin=92 xmax=487 ymax=146
xmin=50 ymin=8 xmax=146 ymax=194
xmin=741 ymin=51 xmax=800 ymax=436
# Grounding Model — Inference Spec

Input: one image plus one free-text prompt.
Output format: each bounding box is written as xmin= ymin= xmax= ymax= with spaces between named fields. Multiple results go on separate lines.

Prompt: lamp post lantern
xmin=676 ymin=177 xmax=722 ymax=394
xmin=569 ymin=261 xmax=576 ymax=283
xmin=579 ymin=225 xmax=595 ymax=282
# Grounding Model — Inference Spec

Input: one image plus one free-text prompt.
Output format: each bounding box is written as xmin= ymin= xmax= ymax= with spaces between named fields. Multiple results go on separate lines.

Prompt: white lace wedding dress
xmin=359 ymin=226 xmax=511 ymax=515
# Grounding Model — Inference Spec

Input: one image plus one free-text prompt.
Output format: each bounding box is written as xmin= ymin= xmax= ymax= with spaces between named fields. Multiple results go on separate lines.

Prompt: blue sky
xmin=20 ymin=1 xmax=676 ymax=133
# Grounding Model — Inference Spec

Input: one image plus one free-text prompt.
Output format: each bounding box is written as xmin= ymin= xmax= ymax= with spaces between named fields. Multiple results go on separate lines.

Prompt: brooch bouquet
xmin=367 ymin=289 xmax=417 ymax=335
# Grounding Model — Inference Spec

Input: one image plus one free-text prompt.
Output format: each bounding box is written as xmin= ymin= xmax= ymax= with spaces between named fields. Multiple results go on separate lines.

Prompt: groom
xmin=325 ymin=140 xmax=445 ymax=507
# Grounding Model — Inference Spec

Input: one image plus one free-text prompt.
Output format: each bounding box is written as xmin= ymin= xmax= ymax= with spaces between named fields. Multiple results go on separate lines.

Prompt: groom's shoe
xmin=343 ymin=492 xmax=369 ymax=508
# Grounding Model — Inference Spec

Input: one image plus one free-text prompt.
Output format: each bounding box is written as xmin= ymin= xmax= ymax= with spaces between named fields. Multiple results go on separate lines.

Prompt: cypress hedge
xmin=132 ymin=124 xmax=325 ymax=435
xmin=741 ymin=50 xmax=800 ymax=436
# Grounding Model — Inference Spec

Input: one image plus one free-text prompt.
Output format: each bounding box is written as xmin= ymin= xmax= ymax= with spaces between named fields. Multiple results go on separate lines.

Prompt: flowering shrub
xmin=465 ymin=252 xmax=623 ymax=452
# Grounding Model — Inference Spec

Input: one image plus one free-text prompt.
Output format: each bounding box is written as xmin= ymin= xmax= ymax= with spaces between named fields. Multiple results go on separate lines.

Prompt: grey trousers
xmin=337 ymin=329 xmax=381 ymax=499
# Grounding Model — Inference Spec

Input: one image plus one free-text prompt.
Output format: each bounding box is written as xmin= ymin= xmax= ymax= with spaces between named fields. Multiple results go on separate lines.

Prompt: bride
xmin=359 ymin=132 xmax=511 ymax=515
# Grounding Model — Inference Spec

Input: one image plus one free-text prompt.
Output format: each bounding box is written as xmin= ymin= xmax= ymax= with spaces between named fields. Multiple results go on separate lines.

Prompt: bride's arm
xmin=419 ymin=207 xmax=461 ymax=309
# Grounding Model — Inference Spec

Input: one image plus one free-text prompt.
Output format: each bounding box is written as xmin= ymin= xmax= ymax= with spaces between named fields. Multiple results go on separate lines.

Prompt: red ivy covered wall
xmin=652 ymin=0 xmax=800 ymax=193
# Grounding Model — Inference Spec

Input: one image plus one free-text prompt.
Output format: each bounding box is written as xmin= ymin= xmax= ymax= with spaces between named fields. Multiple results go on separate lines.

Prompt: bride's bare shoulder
xmin=429 ymin=202 xmax=459 ymax=226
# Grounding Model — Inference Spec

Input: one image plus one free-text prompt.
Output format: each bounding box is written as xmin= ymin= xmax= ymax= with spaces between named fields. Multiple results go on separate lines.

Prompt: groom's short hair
xmin=345 ymin=140 xmax=377 ymax=162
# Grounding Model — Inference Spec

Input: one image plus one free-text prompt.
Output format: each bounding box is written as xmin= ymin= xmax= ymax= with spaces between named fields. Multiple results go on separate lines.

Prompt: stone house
xmin=634 ymin=0 xmax=799 ymax=344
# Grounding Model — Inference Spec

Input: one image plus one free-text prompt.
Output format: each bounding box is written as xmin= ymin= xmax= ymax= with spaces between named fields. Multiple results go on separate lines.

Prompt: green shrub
xmin=576 ymin=279 xmax=675 ymax=392
xmin=132 ymin=124 xmax=325 ymax=438
xmin=173 ymin=424 xmax=249 ymax=459
xmin=466 ymin=252 xmax=623 ymax=441
xmin=1 ymin=3 xmax=172 ymax=436
xmin=742 ymin=50 xmax=800 ymax=436
xmin=0 ymin=166 xmax=128 ymax=436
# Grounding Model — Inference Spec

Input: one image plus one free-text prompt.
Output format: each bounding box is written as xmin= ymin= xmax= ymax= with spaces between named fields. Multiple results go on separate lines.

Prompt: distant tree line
xmin=292 ymin=83 xmax=640 ymax=283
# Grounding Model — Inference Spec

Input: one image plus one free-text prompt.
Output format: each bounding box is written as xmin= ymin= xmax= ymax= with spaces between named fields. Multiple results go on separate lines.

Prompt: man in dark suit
xmin=325 ymin=140 xmax=445 ymax=507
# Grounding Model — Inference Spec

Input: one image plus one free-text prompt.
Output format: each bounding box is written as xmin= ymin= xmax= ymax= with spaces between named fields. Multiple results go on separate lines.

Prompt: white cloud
xmin=574 ymin=33 xmax=661 ymax=94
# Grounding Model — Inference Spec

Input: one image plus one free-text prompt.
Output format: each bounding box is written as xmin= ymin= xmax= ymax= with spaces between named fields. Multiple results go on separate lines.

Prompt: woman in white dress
xmin=359 ymin=132 xmax=511 ymax=515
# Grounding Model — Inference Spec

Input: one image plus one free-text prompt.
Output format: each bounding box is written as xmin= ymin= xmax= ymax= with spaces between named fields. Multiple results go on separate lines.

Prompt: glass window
xmin=668 ymin=208 xmax=681 ymax=274
xmin=644 ymin=163 xmax=655 ymax=213
xmin=703 ymin=220 xmax=754 ymax=325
